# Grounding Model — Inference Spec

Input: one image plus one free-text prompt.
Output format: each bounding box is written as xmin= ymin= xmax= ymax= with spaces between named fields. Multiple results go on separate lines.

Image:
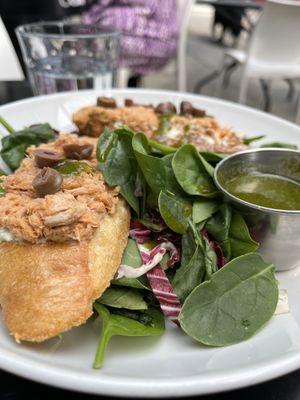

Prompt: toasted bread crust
xmin=0 ymin=199 xmax=130 ymax=342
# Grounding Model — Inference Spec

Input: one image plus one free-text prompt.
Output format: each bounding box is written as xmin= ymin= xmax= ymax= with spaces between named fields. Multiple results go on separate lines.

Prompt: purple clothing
xmin=83 ymin=0 xmax=178 ymax=74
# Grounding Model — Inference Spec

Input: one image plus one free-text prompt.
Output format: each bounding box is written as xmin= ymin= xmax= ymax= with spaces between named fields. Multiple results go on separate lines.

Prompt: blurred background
xmin=0 ymin=0 xmax=300 ymax=123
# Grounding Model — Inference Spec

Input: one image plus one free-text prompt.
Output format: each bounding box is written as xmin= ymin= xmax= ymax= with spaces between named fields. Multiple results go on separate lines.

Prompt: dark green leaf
xmin=97 ymin=128 xmax=140 ymax=214
xmin=172 ymin=144 xmax=218 ymax=197
xmin=109 ymin=308 xmax=154 ymax=326
xmin=132 ymin=133 xmax=183 ymax=204
xmin=200 ymin=152 xmax=227 ymax=162
xmin=244 ymin=135 xmax=265 ymax=145
xmin=229 ymin=211 xmax=259 ymax=258
xmin=98 ymin=287 xmax=148 ymax=310
xmin=97 ymin=128 xmax=134 ymax=186
xmin=173 ymin=245 xmax=205 ymax=302
xmin=192 ymin=199 xmax=218 ymax=224
xmin=149 ymin=139 xmax=176 ymax=155
xmin=179 ymin=253 xmax=278 ymax=346
xmin=206 ymin=204 xmax=232 ymax=243
xmin=158 ymin=190 xmax=192 ymax=234
xmin=0 ymin=123 xmax=55 ymax=170
xmin=93 ymin=304 xmax=165 ymax=368
xmin=260 ymin=142 xmax=297 ymax=149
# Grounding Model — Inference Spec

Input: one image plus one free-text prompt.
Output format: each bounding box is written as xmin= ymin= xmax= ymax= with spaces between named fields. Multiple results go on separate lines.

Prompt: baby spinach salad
xmin=0 ymin=115 xmax=295 ymax=368
xmin=95 ymin=126 xmax=279 ymax=367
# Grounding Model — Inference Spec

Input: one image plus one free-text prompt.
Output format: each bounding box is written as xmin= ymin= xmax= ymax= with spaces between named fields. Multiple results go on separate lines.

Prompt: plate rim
xmin=0 ymin=88 xmax=300 ymax=397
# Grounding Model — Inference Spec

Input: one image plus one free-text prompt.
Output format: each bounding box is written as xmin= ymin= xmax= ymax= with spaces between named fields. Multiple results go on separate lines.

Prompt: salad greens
xmin=93 ymin=304 xmax=165 ymax=369
xmin=99 ymin=287 xmax=148 ymax=310
xmin=260 ymin=142 xmax=298 ymax=150
xmin=172 ymin=144 xmax=217 ymax=196
xmin=0 ymin=114 xmax=283 ymax=368
xmin=0 ymin=123 xmax=56 ymax=170
xmin=179 ymin=253 xmax=278 ymax=346
xmin=95 ymin=126 xmax=279 ymax=367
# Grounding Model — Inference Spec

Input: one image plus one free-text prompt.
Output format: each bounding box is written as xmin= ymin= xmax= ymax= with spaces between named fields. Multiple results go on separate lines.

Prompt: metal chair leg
xmin=193 ymin=58 xmax=236 ymax=94
xmin=222 ymin=60 xmax=239 ymax=88
xmin=259 ymin=79 xmax=271 ymax=112
xmin=285 ymin=79 xmax=295 ymax=101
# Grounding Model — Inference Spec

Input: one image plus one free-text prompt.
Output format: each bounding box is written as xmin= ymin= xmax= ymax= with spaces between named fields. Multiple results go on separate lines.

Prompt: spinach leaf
xmin=97 ymin=128 xmax=141 ymax=214
xmin=260 ymin=142 xmax=297 ymax=150
xmin=173 ymin=245 xmax=205 ymax=302
xmin=193 ymin=199 xmax=218 ymax=224
xmin=200 ymin=152 xmax=227 ymax=162
xmin=179 ymin=253 xmax=278 ymax=346
xmin=149 ymin=139 xmax=176 ymax=155
xmin=97 ymin=128 xmax=134 ymax=185
xmin=206 ymin=204 xmax=232 ymax=243
xmin=172 ymin=144 xmax=218 ymax=198
xmin=180 ymin=227 xmax=198 ymax=267
xmin=0 ymin=123 xmax=55 ymax=170
xmin=229 ymin=211 xmax=259 ymax=258
xmin=98 ymin=287 xmax=148 ymax=310
xmin=188 ymin=221 xmax=218 ymax=279
xmin=244 ymin=135 xmax=265 ymax=145
xmin=93 ymin=304 xmax=165 ymax=368
xmin=0 ymin=115 xmax=15 ymax=134
xmin=158 ymin=190 xmax=192 ymax=234
xmin=111 ymin=239 xmax=150 ymax=290
xmin=108 ymin=308 xmax=154 ymax=326
xmin=132 ymin=133 xmax=183 ymax=204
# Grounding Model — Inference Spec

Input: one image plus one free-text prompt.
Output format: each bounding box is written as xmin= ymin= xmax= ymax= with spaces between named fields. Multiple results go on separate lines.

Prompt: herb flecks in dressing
xmin=225 ymin=172 xmax=300 ymax=210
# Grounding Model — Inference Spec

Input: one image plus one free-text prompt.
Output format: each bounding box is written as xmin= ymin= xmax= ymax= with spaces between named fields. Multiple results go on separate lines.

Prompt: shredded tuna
xmin=73 ymin=106 xmax=158 ymax=138
xmin=72 ymin=103 xmax=247 ymax=153
xmin=0 ymin=134 xmax=119 ymax=243
xmin=161 ymin=115 xmax=247 ymax=153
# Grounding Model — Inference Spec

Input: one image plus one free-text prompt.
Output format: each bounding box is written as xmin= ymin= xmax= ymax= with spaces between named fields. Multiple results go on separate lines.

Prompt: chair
xmin=222 ymin=0 xmax=300 ymax=113
xmin=118 ymin=0 xmax=194 ymax=91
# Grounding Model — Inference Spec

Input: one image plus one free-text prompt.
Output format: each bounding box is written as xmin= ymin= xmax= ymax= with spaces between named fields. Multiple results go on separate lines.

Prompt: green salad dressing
xmin=0 ymin=169 xmax=6 ymax=196
xmin=225 ymin=172 xmax=300 ymax=210
xmin=155 ymin=114 xmax=173 ymax=137
xmin=54 ymin=160 xmax=93 ymax=176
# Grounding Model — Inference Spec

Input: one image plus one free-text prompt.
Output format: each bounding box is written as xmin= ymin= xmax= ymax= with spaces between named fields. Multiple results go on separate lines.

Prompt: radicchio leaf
xmin=147 ymin=265 xmax=181 ymax=320
xmin=201 ymin=228 xmax=225 ymax=268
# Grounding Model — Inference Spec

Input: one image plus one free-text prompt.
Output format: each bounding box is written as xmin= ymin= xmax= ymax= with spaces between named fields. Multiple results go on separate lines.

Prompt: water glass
xmin=16 ymin=22 xmax=120 ymax=95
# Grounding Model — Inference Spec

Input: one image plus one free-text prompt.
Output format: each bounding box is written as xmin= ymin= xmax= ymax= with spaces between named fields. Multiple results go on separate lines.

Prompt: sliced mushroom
xmin=34 ymin=149 xmax=65 ymax=168
xmin=192 ymin=107 xmax=206 ymax=118
xmin=124 ymin=99 xmax=153 ymax=108
xmin=124 ymin=99 xmax=134 ymax=107
xmin=33 ymin=167 xmax=62 ymax=197
xmin=179 ymin=101 xmax=206 ymax=118
xmin=155 ymin=102 xmax=176 ymax=115
xmin=180 ymin=101 xmax=194 ymax=116
xmin=97 ymin=96 xmax=117 ymax=108
xmin=63 ymin=143 xmax=93 ymax=160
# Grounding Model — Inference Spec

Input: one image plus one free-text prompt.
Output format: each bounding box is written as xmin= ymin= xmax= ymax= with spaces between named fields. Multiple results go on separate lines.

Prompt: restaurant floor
xmin=144 ymin=9 xmax=299 ymax=125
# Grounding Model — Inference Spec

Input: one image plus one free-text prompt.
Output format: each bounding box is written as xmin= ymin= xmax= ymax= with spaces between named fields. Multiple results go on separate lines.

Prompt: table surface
xmin=0 ymin=80 xmax=299 ymax=400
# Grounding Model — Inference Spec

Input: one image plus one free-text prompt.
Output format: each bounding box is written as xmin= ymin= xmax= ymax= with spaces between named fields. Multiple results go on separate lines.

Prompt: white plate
xmin=0 ymin=89 xmax=300 ymax=398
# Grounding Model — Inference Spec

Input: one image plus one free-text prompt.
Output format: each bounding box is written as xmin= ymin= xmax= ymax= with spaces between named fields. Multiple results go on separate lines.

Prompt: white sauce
xmin=0 ymin=228 xmax=15 ymax=242
xmin=275 ymin=289 xmax=289 ymax=315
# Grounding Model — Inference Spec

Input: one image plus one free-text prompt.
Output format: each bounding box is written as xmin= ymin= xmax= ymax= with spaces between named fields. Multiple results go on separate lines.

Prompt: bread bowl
xmin=0 ymin=133 xmax=130 ymax=342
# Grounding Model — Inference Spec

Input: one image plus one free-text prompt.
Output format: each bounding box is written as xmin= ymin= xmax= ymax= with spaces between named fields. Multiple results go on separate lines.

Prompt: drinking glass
xmin=16 ymin=22 xmax=120 ymax=95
